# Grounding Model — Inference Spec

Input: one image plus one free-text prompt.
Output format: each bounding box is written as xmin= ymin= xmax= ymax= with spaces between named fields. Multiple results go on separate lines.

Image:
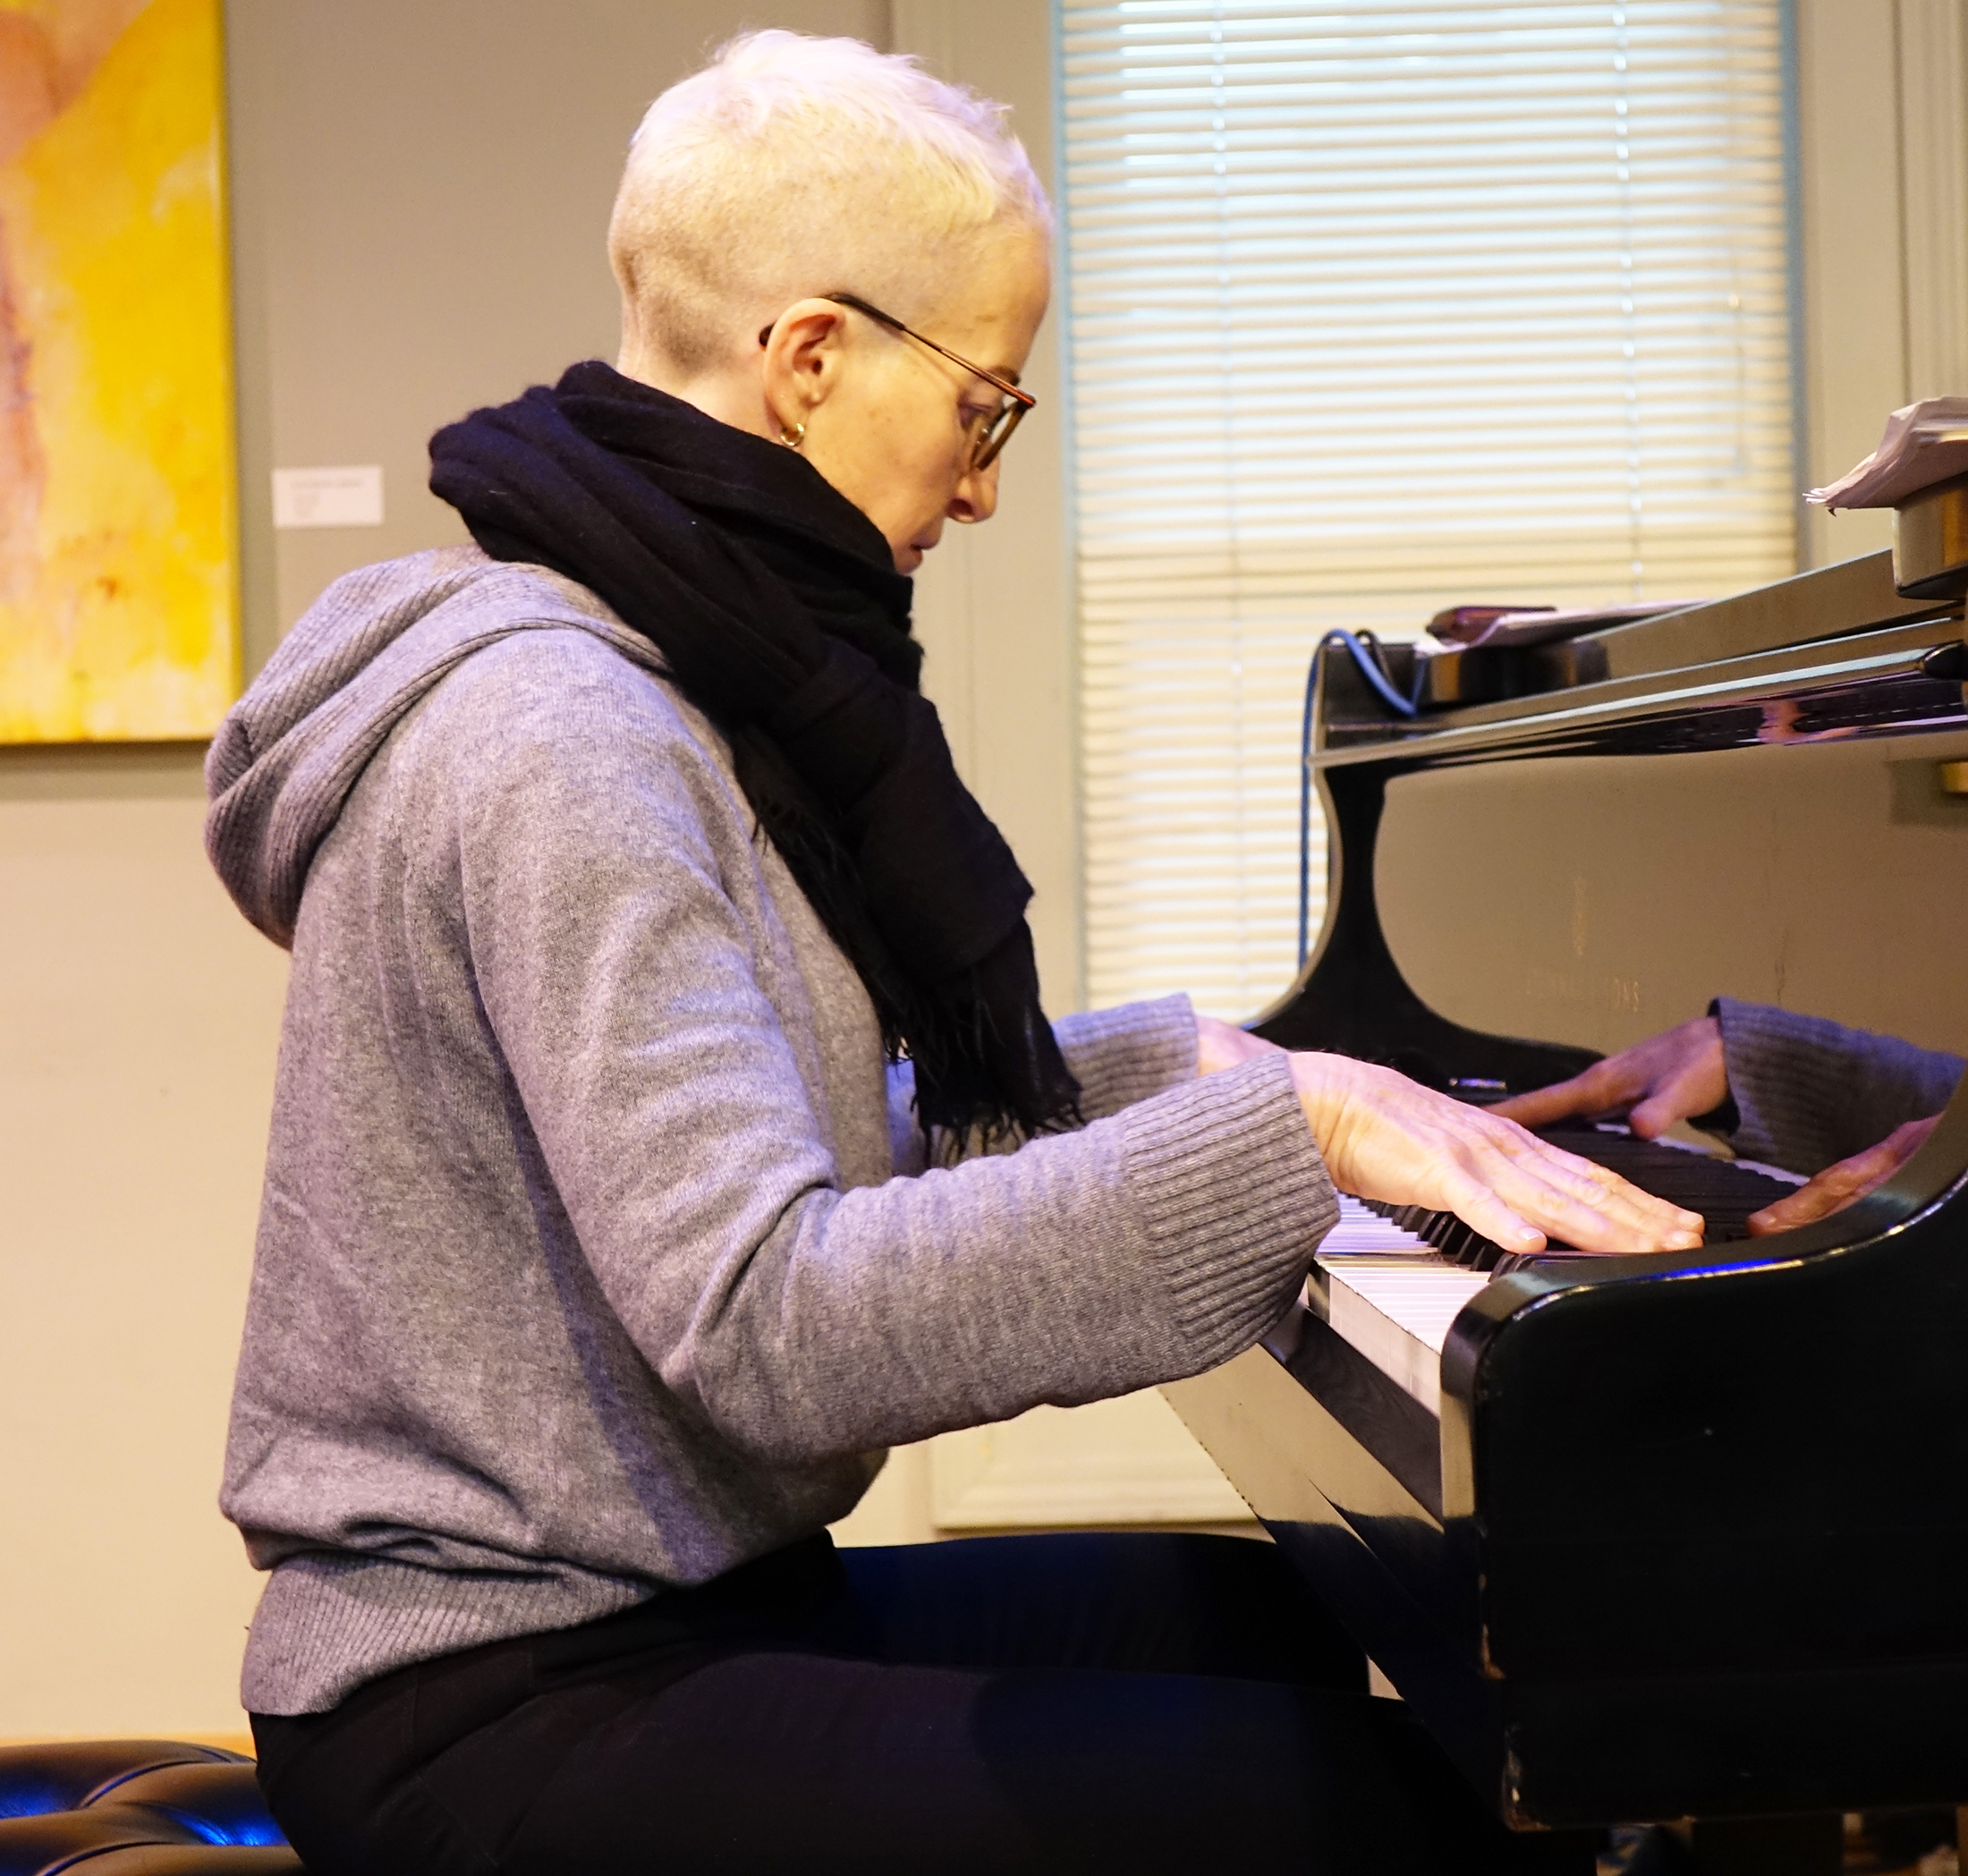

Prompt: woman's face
xmin=774 ymin=233 xmax=1051 ymax=573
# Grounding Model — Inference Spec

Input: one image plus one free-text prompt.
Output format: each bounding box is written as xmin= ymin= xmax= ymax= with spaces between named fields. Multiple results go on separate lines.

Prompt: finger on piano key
xmin=1289 ymin=1051 xmax=1707 ymax=1257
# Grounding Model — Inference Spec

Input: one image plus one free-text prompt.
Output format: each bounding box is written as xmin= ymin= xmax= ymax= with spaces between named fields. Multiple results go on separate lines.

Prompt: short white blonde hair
xmin=609 ymin=30 xmax=1052 ymax=376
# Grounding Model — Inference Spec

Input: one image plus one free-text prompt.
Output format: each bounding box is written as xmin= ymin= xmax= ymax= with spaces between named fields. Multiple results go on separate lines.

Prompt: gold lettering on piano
xmin=1525 ymin=966 xmax=1644 ymax=1015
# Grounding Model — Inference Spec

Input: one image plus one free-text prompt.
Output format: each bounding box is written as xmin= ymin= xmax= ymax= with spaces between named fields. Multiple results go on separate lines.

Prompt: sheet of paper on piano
xmin=1807 ymin=395 xmax=1968 ymax=509
xmin=1429 ymin=598 xmax=1705 ymax=652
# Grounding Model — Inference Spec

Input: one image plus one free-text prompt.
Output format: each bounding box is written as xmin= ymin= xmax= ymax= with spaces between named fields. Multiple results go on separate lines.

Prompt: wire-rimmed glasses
xmin=759 ymin=293 xmax=1037 ymax=470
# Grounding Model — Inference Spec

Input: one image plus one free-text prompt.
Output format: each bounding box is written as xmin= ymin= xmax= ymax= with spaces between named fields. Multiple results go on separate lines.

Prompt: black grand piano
xmin=1161 ymin=548 xmax=1968 ymax=1872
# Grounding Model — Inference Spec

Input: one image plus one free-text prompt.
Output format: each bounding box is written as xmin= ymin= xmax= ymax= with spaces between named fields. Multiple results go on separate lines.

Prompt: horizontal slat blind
xmin=1064 ymin=2 xmax=1796 ymax=1018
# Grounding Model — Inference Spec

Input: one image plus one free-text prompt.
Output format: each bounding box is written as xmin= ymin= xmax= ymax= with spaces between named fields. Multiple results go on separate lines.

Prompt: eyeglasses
xmin=757 ymin=293 xmax=1036 ymax=471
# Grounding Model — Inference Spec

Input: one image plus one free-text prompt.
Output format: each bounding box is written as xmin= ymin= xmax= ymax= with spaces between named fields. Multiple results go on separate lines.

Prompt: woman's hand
xmin=1292 ymin=1053 xmax=1705 ymax=1258
xmin=1489 ymin=1015 xmax=1727 ymax=1140
xmin=1196 ymin=1014 xmax=1282 ymax=1075
xmin=1746 ymin=1114 xmax=1942 ymax=1236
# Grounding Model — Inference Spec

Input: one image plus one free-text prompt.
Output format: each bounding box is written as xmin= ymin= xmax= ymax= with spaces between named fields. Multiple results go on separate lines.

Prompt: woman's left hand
xmin=1746 ymin=1114 xmax=1943 ymax=1235
xmin=1195 ymin=1014 xmax=1282 ymax=1075
xmin=1194 ymin=1022 xmax=1701 ymax=1254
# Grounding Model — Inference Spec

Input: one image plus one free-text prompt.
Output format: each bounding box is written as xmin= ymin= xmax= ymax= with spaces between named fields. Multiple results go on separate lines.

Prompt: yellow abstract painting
xmin=0 ymin=0 xmax=235 ymax=742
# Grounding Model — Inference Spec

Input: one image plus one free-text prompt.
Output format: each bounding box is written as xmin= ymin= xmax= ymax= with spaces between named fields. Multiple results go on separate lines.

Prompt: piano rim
xmin=1163 ymin=1131 xmax=1968 ymax=1822
xmin=1311 ymin=610 xmax=1966 ymax=765
xmin=1431 ymin=1091 xmax=1968 ymax=1518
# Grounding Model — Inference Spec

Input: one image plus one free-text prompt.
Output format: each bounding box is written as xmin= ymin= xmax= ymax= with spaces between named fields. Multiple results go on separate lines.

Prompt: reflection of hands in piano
xmin=1289 ymin=1053 xmax=1706 ymax=1259
xmin=1745 ymin=1113 xmax=1942 ymax=1235
xmin=1489 ymin=1015 xmax=1726 ymax=1139
xmin=1489 ymin=1010 xmax=1952 ymax=1237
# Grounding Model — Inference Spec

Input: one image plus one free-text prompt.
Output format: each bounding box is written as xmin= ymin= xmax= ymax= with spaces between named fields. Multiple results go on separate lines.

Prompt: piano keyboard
xmin=1314 ymin=1131 xmax=1808 ymax=1414
xmin=1316 ymin=1201 xmax=1490 ymax=1413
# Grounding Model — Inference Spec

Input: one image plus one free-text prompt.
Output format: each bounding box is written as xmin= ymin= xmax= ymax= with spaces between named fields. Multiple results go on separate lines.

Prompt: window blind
xmin=1062 ymin=2 xmax=1797 ymax=1019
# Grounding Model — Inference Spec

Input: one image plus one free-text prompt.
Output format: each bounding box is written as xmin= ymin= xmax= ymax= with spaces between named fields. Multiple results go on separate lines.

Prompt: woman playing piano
xmin=200 ymin=32 xmax=1698 ymax=1876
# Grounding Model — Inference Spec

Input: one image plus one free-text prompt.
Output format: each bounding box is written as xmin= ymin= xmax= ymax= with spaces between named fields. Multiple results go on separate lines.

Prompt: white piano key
xmin=1316 ymin=1195 xmax=1432 ymax=1254
xmin=1733 ymin=1157 xmax=1806 ymax=1187
xmin=1315 ymin=1197 xmax=1490 ymax=1414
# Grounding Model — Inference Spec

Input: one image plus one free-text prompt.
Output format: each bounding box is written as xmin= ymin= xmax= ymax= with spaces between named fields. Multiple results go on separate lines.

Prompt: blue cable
xmin=1297 ymin=650 xmax=1317 ymax=968
xmin=1299 ymin=631 xmax=1421 ymax=968
xmin=1327 ymin=628 xmax=1421 ymax=718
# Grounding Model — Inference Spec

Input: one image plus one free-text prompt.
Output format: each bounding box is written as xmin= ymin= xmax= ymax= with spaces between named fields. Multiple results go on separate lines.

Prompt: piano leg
xmin=1683 ymin=1813 xmax=1841 ymax=1875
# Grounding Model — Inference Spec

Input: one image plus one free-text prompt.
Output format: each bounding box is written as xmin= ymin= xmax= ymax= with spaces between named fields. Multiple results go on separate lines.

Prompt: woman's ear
xmin=759 ymin=299 xmax=852 ymax=441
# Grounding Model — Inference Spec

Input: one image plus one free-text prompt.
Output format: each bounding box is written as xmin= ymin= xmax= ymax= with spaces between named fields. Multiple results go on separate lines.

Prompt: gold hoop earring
xmin=779 ymin=421 xmax=805 ymax=450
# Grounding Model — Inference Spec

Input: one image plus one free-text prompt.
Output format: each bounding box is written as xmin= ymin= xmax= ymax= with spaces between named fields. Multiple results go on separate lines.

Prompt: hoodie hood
xmin=205 ymin=545 xmax=663 ymax=946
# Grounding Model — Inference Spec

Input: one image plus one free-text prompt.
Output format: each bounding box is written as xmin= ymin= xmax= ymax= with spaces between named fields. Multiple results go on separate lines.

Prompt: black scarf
xmin=428 ymin=361 xmax=1080 ymax=1142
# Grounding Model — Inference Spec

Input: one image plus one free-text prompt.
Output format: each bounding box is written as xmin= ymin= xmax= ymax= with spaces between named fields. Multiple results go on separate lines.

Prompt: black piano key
xmin=1439 ymin=1227 xmax=1477 ymax=1265
xmin=1540 ymin=1128 xmax=1800 ymax=1241
xmin=1341 ymin=1130 xmax=1803 ymax=1277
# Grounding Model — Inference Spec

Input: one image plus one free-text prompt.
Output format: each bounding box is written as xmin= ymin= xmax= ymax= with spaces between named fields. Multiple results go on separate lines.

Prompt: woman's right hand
xmin=1746 ymin=1114 xmax=1942 ymax=1236
xmin=1488 ymin=1015 xmax=1726 ymax=1140
xmin=1290 ymin=1053 xmax=1706 ymax=1258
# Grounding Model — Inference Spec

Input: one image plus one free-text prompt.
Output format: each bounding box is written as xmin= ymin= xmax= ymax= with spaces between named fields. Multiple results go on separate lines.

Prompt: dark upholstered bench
xmin=0 ymin=1740 xmax=301 ymax=1874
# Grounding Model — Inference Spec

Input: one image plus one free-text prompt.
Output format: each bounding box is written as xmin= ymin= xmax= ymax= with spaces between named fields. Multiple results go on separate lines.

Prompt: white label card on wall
xmin=272 ymin=465 xmax=385 ymax=529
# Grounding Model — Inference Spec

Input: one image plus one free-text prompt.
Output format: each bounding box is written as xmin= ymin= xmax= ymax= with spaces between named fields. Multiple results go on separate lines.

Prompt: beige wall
xmin=0 ymin=0 xmax=884 ymax=1743
xmin=0 ymin=752 xmax=284 ymax=1736
xmin=1796 ymin=0 xmax=1968 ymax=569
xmin=1 ymin=0 xmax=1092 ymax=1742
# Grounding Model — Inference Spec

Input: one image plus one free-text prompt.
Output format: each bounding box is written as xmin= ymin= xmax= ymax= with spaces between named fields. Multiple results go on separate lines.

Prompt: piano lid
xmin=1378 ymin=551 xmax=1957 ymax=724
xmin=1261 ymin=542 xmax=1968 ymax=1091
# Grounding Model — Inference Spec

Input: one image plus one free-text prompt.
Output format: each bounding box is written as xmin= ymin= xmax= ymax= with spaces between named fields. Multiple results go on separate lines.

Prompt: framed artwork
xmin=0 ymin=0 xmax=236 ymax=743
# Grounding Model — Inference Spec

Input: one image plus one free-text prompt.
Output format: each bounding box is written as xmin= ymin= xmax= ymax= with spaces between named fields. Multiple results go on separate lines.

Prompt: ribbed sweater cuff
xmin=1117 ymin=1053 xmax=1336 ymax=1367
xmin=1716 ymin=996 xmax=1964 ymax=1176
xmin=1055 ymin=995 xmax=1198 ymax=1122
xmin=1713 ymin=997 xmax=1820 ymax=1170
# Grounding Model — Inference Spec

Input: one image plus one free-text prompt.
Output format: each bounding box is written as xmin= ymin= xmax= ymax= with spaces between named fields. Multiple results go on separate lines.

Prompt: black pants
xmin=253 ymin=1532 xmax=1594 ymax=1876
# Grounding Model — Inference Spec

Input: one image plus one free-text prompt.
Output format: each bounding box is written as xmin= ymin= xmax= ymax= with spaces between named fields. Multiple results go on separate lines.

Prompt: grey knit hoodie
xmin=207 ymin=546 xmax=1337 ymax=1717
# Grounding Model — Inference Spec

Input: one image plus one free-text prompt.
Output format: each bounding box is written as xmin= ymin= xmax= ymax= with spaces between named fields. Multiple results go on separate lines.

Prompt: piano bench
xmin=0 ymin=1740 xmax=303 ymax=1875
